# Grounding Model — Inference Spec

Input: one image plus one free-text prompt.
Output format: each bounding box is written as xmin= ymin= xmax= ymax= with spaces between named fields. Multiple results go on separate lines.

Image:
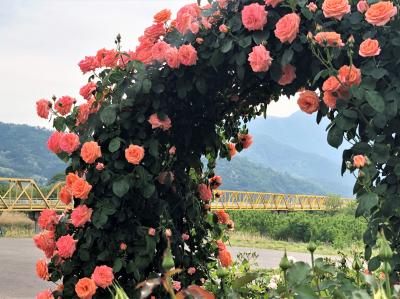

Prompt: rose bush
xmin=34 ymin=0 xmax=400 ymax=297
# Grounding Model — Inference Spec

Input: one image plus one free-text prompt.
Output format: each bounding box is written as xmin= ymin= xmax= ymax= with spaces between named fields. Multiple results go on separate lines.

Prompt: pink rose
xmin=55 ymin=96 xmax=75 ymax=116
xmin=71 ymin=205 xmax=93 ymax=227
xmin=60 ymin=133 xmax=80 ymax=154
xmin=165 ymin=228 xmax=172 ymax=238
xmin=353 ymin=155 xmax=366 ymax=168
xmin=359 ymin=38 xmax=381 ymax=57
xmin=96 ymin=163 xmax=105 ymax=171
xmin=365 ymin=1 xmax=397 ymax=26
xmin=79 ymin=82 xmax=97 ymax=100
xmin=172 ymin=281 xmax=182 ymax=291
xmin=36 ymin=99 xmax=52 ymax=119
xmin=56 ymin=234 xmax=77 ymax=259
xmin=278 ymin=64 xmax=296 ymax=86
xmin=151 ymin=41 xmax=169 ymax=62
xmin=176 ymin=3 xmax=201 ymax=34
xmin=169 ymin=146 xmax=176 ymax=155
xmin=182 ymin=233 xmax=190 ymax=241
xmin=148 ymin=227 xmax=156 ymax=236
xmin=238 ymin=133 xmax=253 ymax=149
xmin=217 ymin=0 xmax=228 ymax=9
xmin=187 ymin=267 xmax=196 ymax=275
xmin=323 ymin=91 xmax=337 ymax=109
xmin=96 ymin=48 xmax=118 ymax=68
xmin=33 ymin=230 xmax=56 ymax=258
xmin=92 ymin=265 xmax=114 ymax=289
xmin=78 ymin=56 xmax=98 ymax=74
xmin=178 ymin=44 xmax=198 ymax=66
xmin=322 ymin=0 xmax=351 ymax=20
xmin=357 ymin=0 xmax=369 ymax=13
xmin=38 ymin=209 xmax=59 ymax=231
xmin=248 ymin=45 xmax=273 ymax=72
xmin=265 ymin=0 xmax=283 ymax=8
xmin=144 ymin=23 xmax=166 ymax=42
xmin=36 ymin=289 xmax=54 ymax=299
xmin=80 ymin=141 xmax=102 ymax=164
xmin=297 ymin=90 xmax=320 ymax=114
xmin=198 ymin=183 xmax=212 ymax=202
xmin=307 ymin=2 xmax=318 ymax=12
xmin=219 ymin=24 xmax=229 ymax=33
xmin=76 ymin=103 xmax=90 ymax=126
xmin=148 ymin=113 xmax=172 ymax=131
xmin=242 ymin=3 xmax=268 ymax=31
xmin=165 ymin=47 xmax=180 ymax=69
xmin=274 ymin=13 xmax=301 ymax=44
xmin=132 ymin=37 xmax=154 ymax=65
xmin=47 ymin=131 xmax=64 ymax=154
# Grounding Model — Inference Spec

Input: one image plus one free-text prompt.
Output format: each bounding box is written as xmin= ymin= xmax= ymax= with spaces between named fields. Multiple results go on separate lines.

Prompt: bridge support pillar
xmin=27 ymin=212 xmax=41 ymax=233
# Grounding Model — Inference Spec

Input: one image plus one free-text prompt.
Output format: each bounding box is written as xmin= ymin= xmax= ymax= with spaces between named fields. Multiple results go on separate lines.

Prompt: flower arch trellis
xmin=34 ymin=0 xmax=400 ymax=298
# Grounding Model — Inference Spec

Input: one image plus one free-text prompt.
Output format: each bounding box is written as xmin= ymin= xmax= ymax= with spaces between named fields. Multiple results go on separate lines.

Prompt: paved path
xmin=0 ymin=238 xmax=316 ymax=299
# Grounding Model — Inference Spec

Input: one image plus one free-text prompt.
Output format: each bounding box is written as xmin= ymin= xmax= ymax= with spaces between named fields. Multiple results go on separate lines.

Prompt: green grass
xmin=228 ymin=231 xmax=361 ymax=256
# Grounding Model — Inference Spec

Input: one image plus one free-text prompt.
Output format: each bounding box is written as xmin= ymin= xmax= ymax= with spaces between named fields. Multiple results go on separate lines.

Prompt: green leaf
xmin=53 ymin=117 xmax=66 ymax=131
xmin=327 ymin=125 xmax=343 ymax=148
xmin=370 ymin=68 xmax=388 ymax=79
xmin=113 ymin=177 xmax=130 ymax=198
xmin=287 ymin=262 xmax=311 ymax=287
xmin=238 ymin=36 xmax=252 ymax=48
xmin=100 ymin=106 xmax=117 ymax=126
xmin=142 ymin=183 xmax=155 ymax=198
xmin=113 ymin=258 xmax=123 ymax=272
xmin=281 ymin=49 xmax=294 ymax=66
xmin=196 ymin=77 xmax=208 ymax=94
xmin=356 ymin=192 xmax=378 ymax=217
xmin=221 ymin=39 xmax=233 ymax=53
xmin=293 ymin=285 xmax=319 ymax=299
xmin=142 ymin=79 xmax=152 ymax=94
xmin=252 ymin=31 xmax=269 ymax=44
xmin=232 ymin=273 xmax=258 ymax=289
xmin=365 ymin=90 xmax=385 ymax=113
xmin=108 ymin=138 xmax=121 ymax=153
xmin=152 ymin=83 xmax=165 ymax=94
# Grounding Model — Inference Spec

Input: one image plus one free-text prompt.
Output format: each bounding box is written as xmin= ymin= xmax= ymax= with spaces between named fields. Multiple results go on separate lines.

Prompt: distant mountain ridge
xmin=0 ymin=122 xmax=65 ymax=183
xmin=0 ymin=113 xmax=354 ymax=196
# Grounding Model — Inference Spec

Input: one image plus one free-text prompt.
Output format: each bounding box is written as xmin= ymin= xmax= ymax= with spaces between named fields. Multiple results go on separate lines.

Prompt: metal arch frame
xmin=0 ymin=178 xmax=350 ymax=212
xmin=0 ymin=178 xmax=69 ymax=212
xmin=212 ymin=190 xmax=350 ymax=211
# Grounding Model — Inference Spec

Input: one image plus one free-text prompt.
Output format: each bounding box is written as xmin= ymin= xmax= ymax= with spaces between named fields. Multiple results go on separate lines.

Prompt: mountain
xmin=0 ymin=122 xmax=65 ymax=183
xmin=0 ymin=115 xmax=354 ymax=196
xmin=230 ymin=112 xmax=354 ymax=196
xmin=216 ymin=157 xmax=326 ymax=194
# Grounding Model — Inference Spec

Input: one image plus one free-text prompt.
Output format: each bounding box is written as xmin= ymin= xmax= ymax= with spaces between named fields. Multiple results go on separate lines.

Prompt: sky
xmin=0 ymin=0 xmax=299 ymax=128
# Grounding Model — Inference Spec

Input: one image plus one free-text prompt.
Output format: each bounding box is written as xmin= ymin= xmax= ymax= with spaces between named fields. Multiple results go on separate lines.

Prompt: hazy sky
xmin=0 ymin=0 xmax=299 ymax=128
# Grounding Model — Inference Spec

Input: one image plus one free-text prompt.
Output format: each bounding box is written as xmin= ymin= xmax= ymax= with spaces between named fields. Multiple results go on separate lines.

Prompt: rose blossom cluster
xmin=216 ymin=240 xmax=233 ymax=267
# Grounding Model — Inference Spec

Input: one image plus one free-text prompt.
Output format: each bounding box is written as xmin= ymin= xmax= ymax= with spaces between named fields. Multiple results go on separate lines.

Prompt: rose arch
xmin=34 ymin=0 xmax=399 ymax=298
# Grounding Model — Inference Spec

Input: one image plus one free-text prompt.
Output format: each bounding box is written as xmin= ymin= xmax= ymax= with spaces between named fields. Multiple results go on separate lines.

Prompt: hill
xmin=0 ymin=116 xmax=354 ymax=196
xmin=0 ymin=122 xmax=65 ymax=183
xmin=216 ymin=157 xmax=326 ymax=194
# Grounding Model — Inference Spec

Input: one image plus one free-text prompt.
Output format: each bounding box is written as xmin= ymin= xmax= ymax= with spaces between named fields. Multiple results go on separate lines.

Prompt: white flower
xmin=267 ymin=281 xmax=278 ymax=290
xmin=270 ymin=274 xmax=281 ymax=283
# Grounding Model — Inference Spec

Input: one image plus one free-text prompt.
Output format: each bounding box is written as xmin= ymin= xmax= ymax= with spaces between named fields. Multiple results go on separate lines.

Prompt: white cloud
xmin=0 ymin=0 xmax=298 ymax=127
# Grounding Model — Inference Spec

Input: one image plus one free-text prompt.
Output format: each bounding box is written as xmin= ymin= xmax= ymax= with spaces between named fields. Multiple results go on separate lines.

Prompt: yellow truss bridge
xmin=0 ymin=177 xmax=348 ymax=212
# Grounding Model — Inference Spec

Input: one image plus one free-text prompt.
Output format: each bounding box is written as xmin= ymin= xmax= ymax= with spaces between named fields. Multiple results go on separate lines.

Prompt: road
xmin=0 ymin=238 xmax=316 ymax=299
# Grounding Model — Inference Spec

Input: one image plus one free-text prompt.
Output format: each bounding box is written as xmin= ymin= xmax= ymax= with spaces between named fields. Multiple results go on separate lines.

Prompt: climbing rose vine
xmin=35 ymin=0 xmax=400 ymax=297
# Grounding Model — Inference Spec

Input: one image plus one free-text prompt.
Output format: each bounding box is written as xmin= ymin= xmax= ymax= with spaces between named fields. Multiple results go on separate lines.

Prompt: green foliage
xmin=35 ymin=0 xmax=400 ymax=297
xmin=229 ymin=210 xmax=366 ymax=249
